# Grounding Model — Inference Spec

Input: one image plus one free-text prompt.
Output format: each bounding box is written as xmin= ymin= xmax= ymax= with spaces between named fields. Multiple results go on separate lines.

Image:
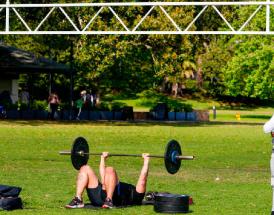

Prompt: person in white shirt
xmin=263 ymin=113 xmax=274 ymax=215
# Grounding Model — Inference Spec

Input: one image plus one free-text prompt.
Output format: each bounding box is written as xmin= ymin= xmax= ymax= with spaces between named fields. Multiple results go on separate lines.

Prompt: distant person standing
xmin=75 ymin=91 xmax=86 ymax=120
xmin=48 ymin=93 xmax=60 ymax=120
xmin=80 ymin=90 xmax=87 ymax=104
xmin=92 ymin=93 xmax=98 ymax=106
xmin=89 ymin=93 xmax=94 ymax=107
xmin=19 ymin=89 xmax=29 ymax=105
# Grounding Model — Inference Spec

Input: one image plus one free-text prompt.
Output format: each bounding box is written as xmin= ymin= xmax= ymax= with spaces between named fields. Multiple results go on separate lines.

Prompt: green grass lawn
xmin=0 ymin=120 xmax=273 ymax=214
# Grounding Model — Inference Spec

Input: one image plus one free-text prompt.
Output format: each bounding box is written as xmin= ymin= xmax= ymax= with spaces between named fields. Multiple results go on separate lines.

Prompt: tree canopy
xmin=0 ymin=1 xmax=273 ymax=103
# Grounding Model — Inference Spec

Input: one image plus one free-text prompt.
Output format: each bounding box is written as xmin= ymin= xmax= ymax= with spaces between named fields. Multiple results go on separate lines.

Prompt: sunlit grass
xmin=0 ymin=120 xmax=272 ymax=214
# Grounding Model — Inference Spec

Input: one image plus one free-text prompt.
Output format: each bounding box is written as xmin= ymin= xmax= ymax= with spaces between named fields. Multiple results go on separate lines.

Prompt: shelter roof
xmin=0 ymin=43 xmax=70 ymax=75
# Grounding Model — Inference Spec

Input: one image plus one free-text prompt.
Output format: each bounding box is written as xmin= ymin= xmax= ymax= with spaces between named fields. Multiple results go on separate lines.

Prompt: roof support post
xmin=5 ymin=0 xmax=9 ymax=32
xmin=49 ymin=72 xmax=53 ymax=95
xmin=69 ymin=40 xmax=74 ymax=120
xmin=266 ymin=0 xmax=270 ymax=33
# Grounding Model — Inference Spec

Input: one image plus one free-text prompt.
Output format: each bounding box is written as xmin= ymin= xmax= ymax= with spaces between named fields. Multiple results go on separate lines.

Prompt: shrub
xmin=5 ymin=102 xmax=19 ymax=111
xmin=183 ymin=103 xmax=193 ymax=112
xmin=167 ymin=102 xmax=193 ymax=112
xmin=19 ymin=102 xmax=29 ymax=110
xmin=59 ymin=102 xmax=71 ymax=110
xmin=168 ymin=103 xmax=185 ymax=112
xmin=99 ymin=102 xmax=110 ymax=111
xmin=31 ymin=100 xmax=48 ymax=111
xmin=137 ymin=89 xmax=160 ymax=99
xmin=137 ymin=90 xmax=167 ymax=107
xmin=111 ymin=102 xmax=126 ymax=111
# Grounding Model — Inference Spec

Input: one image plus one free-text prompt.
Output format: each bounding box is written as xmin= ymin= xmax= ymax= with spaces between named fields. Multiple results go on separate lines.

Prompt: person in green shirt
xmin=75 ymin=98 xmax=84 ymax=120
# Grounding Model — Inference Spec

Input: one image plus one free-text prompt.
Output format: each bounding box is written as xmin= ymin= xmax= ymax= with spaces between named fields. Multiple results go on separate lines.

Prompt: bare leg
xmin=76 ymin=165 xmax=99 ymax=199
xmin=77 ymin=107 xmax=82 ymax=119
xmin=103 ymin=167 xmax=119 ymax=200
xmin=136 ymin=153 xmax=150 ymax=193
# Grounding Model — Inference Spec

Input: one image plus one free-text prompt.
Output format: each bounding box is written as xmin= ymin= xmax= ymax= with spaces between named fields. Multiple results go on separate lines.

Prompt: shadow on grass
xmin=241 ymin=114 xmax=271 ymax=119
xmin=0 ymin=119 xmax=264 ymax=128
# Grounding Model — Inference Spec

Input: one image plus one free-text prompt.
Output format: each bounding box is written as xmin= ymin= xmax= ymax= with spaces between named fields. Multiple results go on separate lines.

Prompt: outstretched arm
xmin=100 ymin=152 xmax=109 ymax=185
xmin=136 ymin=153 xmax=150 ymax=193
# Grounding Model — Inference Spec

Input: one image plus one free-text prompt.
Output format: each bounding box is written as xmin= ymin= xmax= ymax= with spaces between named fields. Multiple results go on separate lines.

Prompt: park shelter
xmin=0 ymin=42 xmax=73 ymax=104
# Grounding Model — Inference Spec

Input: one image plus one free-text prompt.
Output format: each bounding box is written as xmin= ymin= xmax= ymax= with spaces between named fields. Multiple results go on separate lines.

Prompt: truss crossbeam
xmin=0 ymin=1 xmax=273 ymax=35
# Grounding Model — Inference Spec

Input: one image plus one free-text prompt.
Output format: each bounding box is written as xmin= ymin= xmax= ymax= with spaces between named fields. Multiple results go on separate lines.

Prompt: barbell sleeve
xmin=176 ymin=155 xmax=195 ymax=160
xmin=59 ymin=151 xmax=71 ymax=155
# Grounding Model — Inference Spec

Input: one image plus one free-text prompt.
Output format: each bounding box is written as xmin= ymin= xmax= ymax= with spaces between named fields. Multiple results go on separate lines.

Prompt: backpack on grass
xmin=0 ymin=185 xmax=23 ymax=211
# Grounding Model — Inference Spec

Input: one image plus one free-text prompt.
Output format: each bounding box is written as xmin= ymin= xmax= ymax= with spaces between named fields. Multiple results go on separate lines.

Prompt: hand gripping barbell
xmin=59 ymin=137 xmax=195 ymax=174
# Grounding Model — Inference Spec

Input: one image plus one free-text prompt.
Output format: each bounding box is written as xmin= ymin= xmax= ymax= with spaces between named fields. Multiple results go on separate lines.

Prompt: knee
xmin=105 ymin=167 xmax=118 ymax=180
xmin=79 ymin=165 xmax=93 ymax=173
xmin=105 ymin=167 xmax=116 ymax=175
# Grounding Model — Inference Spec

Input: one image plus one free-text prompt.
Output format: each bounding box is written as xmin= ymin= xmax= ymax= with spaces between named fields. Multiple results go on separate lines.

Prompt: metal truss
xmin=0 ymin=0 xmax=273 ymax=35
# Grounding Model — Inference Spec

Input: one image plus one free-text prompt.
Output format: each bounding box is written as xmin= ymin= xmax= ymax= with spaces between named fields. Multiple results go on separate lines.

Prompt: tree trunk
xmin=172 ymin=83 xmax=178 ymax=97
xmin=196 ymin=56 xmax=203 ymax=88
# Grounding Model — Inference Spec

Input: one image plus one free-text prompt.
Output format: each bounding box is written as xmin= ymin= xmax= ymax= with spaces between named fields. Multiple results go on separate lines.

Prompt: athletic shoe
xmin=264 ymin=114 xmax=274 ymax=133
xmin=65 ymin=197 xmax=84 ymax=209
xmin=102 ymin=198 xmax=114 ymax=208
xmin=145 ymin=191 xmax=158 ymax=201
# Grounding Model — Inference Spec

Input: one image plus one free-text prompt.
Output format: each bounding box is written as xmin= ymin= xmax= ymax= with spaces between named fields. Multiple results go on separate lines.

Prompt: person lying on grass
xmin=66 ymin=152 xmax=150 ymax=209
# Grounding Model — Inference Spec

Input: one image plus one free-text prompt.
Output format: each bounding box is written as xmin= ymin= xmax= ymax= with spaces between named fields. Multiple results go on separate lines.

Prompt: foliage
xmin=31 ymin=100 xmax=48 ymax=111
xmin=137 ymin=89 xmax=167 ymax=107
xmin=4 ymin=102 xmax=19 ymax=111
xmin=167 ymin=102 xmax=193 ymax=112
xmin=98 ymin=101 xmax=111 ymax=111
xmin=223 ymin=37 xmax=273 ymax=100
xmin=138 ymin=90 xmax=193 ymax=112
xmin=111 ymin=101 xmax=127 ymax=111
xmin=0 ymin=2 xmax=273 ymax=102
xmin=59 ymin=102 xmax=72 ymax=110
xmin=200 ymin=37 xmax=233 ymax=96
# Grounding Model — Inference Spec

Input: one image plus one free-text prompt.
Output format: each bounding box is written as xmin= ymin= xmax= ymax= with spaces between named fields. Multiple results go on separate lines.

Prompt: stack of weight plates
xmin=154 ymin=193 xmax=189 ymax=213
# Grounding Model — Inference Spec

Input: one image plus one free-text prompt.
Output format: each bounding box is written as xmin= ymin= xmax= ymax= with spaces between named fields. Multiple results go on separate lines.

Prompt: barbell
xmin=59 ymin=137 xmax=195 ymax=174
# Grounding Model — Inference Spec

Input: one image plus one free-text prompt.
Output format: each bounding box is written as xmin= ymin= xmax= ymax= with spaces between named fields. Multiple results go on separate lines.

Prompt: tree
xmin=224 ymin=37 xmax=273 ymax=100
xmin=200 ymin=37 xmax=233 ymax=96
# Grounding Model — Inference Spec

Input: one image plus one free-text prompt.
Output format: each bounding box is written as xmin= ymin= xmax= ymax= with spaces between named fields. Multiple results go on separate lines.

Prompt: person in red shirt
xmin=48 ymin=93 xmax=60 ymax=120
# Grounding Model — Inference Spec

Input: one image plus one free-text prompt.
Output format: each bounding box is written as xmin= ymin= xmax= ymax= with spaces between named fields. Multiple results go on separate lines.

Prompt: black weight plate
xmin=155 ymin=193 xmax=189 ymax=204
xmin=154 ymin=203 xmax=189 ymax=213
xmin=154 ymin=193 xmax=189 ymax=213
xmin=164 ymin=140 xmax=182 ymax=174
xmin=71 ymin=137 xmax=89 ymax=170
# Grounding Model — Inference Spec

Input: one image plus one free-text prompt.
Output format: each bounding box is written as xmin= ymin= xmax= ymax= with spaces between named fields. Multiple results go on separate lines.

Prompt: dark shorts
xmin=86 ymin=182 xmax=145 ymax=207
xmin=112 ymin=182 xmax=145 ymax=206
xmin=86 ymin=183 xmax=107 ymax=207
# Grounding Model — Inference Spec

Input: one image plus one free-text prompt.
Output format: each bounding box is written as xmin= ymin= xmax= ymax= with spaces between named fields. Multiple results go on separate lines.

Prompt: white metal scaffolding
xmin=0 ymin=0 xmax=273 ymax=35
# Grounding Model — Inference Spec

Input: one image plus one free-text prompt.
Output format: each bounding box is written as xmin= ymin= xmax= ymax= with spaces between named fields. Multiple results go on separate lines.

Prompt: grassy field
xmin=0 ymin=119 xmax=273 ymax=214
